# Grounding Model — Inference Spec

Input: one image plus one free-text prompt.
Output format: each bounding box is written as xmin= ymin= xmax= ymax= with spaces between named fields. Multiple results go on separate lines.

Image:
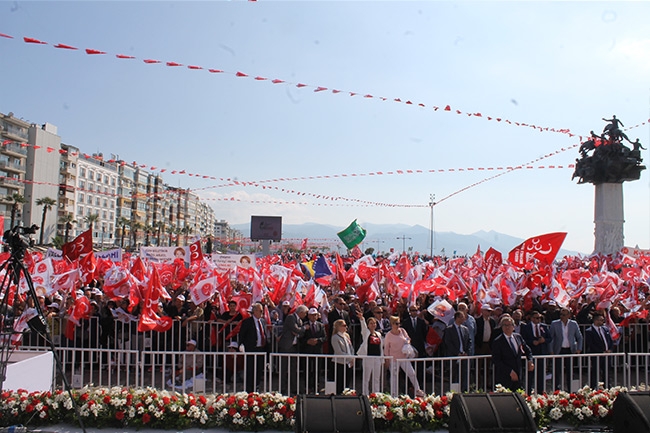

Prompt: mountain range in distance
xmin=231 ymin=222 xmax=584 ymax=257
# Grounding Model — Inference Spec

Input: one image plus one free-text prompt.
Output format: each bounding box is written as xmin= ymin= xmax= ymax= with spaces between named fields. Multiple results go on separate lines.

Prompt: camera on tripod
xmin=3 ymin=224 xmax=39 ymax=252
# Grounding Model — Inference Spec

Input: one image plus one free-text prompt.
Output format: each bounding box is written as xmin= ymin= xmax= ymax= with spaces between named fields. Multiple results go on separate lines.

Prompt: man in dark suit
xmin=521 ymin=311 xmax=552 ymax=393
xmin=278 ymin=305 xmax=308 ymax=395
xmin=475 ymin=305 xmax=497 ymax=354
xmin=403 ymin=305 xmax=428 ymax=385
xmin=492 ymin=316 xmax=534 ymax=392
xmin=327 ymin=297 xmax=351 ymax=352
xmin=300 ymin=308 xmax=327 ymax=393
xmin=238 ymin=302 xmax=269 ymax=392
xmin=442 ymin=311 xmax=471 ymax=392
xmin=585 ymin=312 xmax=614 ymax=388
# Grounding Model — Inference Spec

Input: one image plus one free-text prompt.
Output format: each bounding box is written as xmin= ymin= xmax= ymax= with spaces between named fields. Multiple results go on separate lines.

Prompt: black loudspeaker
xmin=613 ymin=391 xmax=650 ymax=433
xmin=294 ymin=394 xmax=375 ymax=433
xmin=449 ymin=393 xmax=536 ymax=433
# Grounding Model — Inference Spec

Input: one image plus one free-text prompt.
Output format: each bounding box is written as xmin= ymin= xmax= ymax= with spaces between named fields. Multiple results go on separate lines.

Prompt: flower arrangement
xmin=0 ymin=385 xmax=633 ymax=431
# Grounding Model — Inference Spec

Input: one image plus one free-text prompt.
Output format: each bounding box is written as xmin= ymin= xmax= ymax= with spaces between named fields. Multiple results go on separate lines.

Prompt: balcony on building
xmin=2 ymin=142 xmax=28 ymax=157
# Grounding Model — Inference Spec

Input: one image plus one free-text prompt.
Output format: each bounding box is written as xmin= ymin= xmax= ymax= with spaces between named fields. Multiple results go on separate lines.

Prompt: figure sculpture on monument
xmin=573 ymin=115 xmax=645 ymax=184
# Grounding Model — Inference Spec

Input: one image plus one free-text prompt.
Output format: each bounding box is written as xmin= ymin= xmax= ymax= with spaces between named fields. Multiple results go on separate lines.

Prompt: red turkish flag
xmin=62 ymin=229 xmax=93 ymax=262
xmin=188 ymin=275 xmax=217 ymax=305
xmin=102 ymin=265 xmax=133 ymax=300
xmin=138 ymin=266 xmax=172 ymax=332
xmin=189 ymin=240 xmax=203 ymax=264
xmin=508 ymin=232 xmax=567 ymax=268
xmin=79 ymin=251 xmax=97 ymax=285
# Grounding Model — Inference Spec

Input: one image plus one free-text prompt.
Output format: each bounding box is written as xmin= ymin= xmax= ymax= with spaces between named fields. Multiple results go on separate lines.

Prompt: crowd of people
xmin=6 ymin=247 xmax=650 ymax=397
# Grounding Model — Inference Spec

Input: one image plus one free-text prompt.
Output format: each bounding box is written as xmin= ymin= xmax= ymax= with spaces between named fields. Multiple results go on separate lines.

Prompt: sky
xmin=1 ymin=1 xmax=649 ymax=255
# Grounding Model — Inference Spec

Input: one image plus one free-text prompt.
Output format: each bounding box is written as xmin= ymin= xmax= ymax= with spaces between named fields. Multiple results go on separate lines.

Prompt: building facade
xmin=1 ymin=110 xmax=219 ymax=250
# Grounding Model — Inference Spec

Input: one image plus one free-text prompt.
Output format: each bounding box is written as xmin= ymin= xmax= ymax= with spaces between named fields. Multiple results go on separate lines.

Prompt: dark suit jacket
xmin=300 ymin=320 xmax=326 ymax=354
xmin=585 ymin=325 xmax=613 ymax=353
xmin=239 ymin=316 xmax=269 ymax=352
xmin=442 ymin=323 xmax=471 ymax=356
xmin=521 ymin=322 xmax=552 ymax=355
xmin=402 ymin=316 xmax=427 ymax=358
xmin=475 ymin=316 xmax=497 ymax=346
xmin=491 ymin=332 xmax=533 ymax=390
xmin=278 ymin=312 xmax=305 ymax=352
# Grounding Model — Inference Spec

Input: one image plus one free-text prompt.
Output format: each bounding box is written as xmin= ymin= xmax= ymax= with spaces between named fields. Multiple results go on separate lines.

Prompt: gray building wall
xmin=24 ymin=123 xmax=61 ymax=244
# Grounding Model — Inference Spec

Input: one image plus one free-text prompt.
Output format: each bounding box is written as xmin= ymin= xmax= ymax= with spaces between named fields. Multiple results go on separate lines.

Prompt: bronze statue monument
xmin=572 ymin=116 xmax=645 ymax=184
xmin=573 ymin=116 xmax=645 ymax=255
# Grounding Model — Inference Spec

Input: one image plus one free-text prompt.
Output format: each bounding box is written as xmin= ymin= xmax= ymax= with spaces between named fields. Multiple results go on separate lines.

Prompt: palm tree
xmin=6 ymin=193 xmax=25 ymax=229
xmin=59 ymin=214 xmax=76 ymax=243
xmin=181 ymin=225 xmax=192 ymax=246
xmin=166 ymin=224 xmax=176 ymax=246
xmin=143 ymin=224 xmax=154 ymax=246
xmin=116 ymin=216 xmax=130 ymax=249
xmin=84 ymin=213 xmax=99 ymax=234
xmin=154 ymin=220 xmax=164 ymax=246
xmin=36 ymin=196 xmax=56 ymax=245
xmin=130 ymin=221 xmax=143 ymax=248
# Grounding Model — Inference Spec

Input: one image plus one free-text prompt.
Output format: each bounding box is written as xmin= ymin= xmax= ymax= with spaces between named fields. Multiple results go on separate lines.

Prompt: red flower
xmin=162 ymin=396 xmax=170 ymax=405
xmin=115 ymin=411 xmax=125 ymax=421
xmin=572 ymin=399 xmax=583 ymax=408
xmin=208 ymin=406 xmax=215 ymax=415
xmin=385 ymin=401 xmax=391 ymax=408
xmin=199 ymin=395 xmax=207 ymax=405
xmin=142 ymin=413 xmax=151 ymax=424
xmin=286 ymin=397 xmax=295 ymax=405
xmin=103 ymin=395 xmax=111 ymax=404
xmin=435 ymin=410 xmax=443 ymax=419
xmin=25 ymin=404 xmax=34 ymax=413
xmin=386 ymin=411 xmax=394 ymax=421
xmin=241 ymin=410 xmax=249 ymax=418
xmin=80 ymin=393 xmax=89 ymax=401
xmin=559 ymin=399 xmax=569 ymax=407
xmin=226 ymin=396 xmax=236 ymax=405
xmin=228 ymin=407 xmax=237 ymax=416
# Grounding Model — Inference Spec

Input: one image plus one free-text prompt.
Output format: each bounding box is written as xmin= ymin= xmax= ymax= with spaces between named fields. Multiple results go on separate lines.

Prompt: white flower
xmin=549 ymin=407 xmax=563 ymax=420
xmin=598 ymin=405 xmax=609 ymax=417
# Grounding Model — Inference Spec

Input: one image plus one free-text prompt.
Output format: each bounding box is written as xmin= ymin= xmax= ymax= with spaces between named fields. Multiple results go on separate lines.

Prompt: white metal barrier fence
xmin=30 ymin=346 xmax=643 ymax=397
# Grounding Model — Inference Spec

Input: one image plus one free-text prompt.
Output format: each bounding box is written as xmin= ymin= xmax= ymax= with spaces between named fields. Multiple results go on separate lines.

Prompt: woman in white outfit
xmin=331 ymin=319 xmax=355 ymax=394
xmin=383 ymin=315 xmax=424 ymax=397
xmin=356 ymin=311 xmax=384 ymax=395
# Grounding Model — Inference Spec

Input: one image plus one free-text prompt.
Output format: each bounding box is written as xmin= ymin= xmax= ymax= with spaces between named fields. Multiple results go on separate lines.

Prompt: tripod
xmin=0 ymin=225 xmax=86 ymax=433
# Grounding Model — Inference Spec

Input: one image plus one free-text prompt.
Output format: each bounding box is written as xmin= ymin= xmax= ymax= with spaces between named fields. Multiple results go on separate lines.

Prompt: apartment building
xmin=1 ymin=110 xmax=219 ymax=249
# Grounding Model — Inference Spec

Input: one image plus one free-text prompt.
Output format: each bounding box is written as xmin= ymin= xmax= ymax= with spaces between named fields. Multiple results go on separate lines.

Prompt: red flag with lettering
xmin=508 ymin=232 xmax=567 ymax=268
xmin=138 ymin=266 xmax=172 ymax=332
xmin=189 ymin=240 xmax=203 ymax=264
xmin=79 ymin=251 xmax=97 ymax=285
xmin=62 ymin=229 xmax=92 ymax=262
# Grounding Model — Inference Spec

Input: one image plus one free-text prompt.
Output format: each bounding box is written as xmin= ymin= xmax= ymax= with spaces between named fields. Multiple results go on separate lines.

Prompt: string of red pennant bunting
xmin=4 ymin=31 xmax=650 ymax=208
xmin=436 ymin=143 xmax=581 ymax=205
xmin=7 ymin=30 xmax=645 ymax=142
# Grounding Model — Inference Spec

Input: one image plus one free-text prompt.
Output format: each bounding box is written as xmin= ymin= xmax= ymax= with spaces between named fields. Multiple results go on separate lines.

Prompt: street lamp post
xmin=429 ymin=194 xmax=435 ymax=258
xmin=396 ymin=235 xmax=411 ymax=254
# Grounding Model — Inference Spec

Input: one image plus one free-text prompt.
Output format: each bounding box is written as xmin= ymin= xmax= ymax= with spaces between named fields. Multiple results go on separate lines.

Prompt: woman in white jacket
xmin=356 ymin=311 xmax=384 ymax=395
xmin=331 ymin=319 xmax=355 ymax=394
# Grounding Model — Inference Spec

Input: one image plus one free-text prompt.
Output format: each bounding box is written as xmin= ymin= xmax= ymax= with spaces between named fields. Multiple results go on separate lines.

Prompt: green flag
xmin=337 ymin=219 xmax=367 ymax=249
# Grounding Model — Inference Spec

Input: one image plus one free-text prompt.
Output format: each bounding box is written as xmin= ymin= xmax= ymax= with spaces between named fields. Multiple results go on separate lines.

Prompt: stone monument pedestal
xmin=594 ymin=183 xmax=624 ymax=255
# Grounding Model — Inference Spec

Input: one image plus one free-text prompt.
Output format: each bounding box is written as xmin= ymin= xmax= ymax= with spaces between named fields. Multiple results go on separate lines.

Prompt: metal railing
xmin=17 ymin=317 xmax=650 ymax=396
xmin=20 ymin=347 xmax=641 ymax=397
